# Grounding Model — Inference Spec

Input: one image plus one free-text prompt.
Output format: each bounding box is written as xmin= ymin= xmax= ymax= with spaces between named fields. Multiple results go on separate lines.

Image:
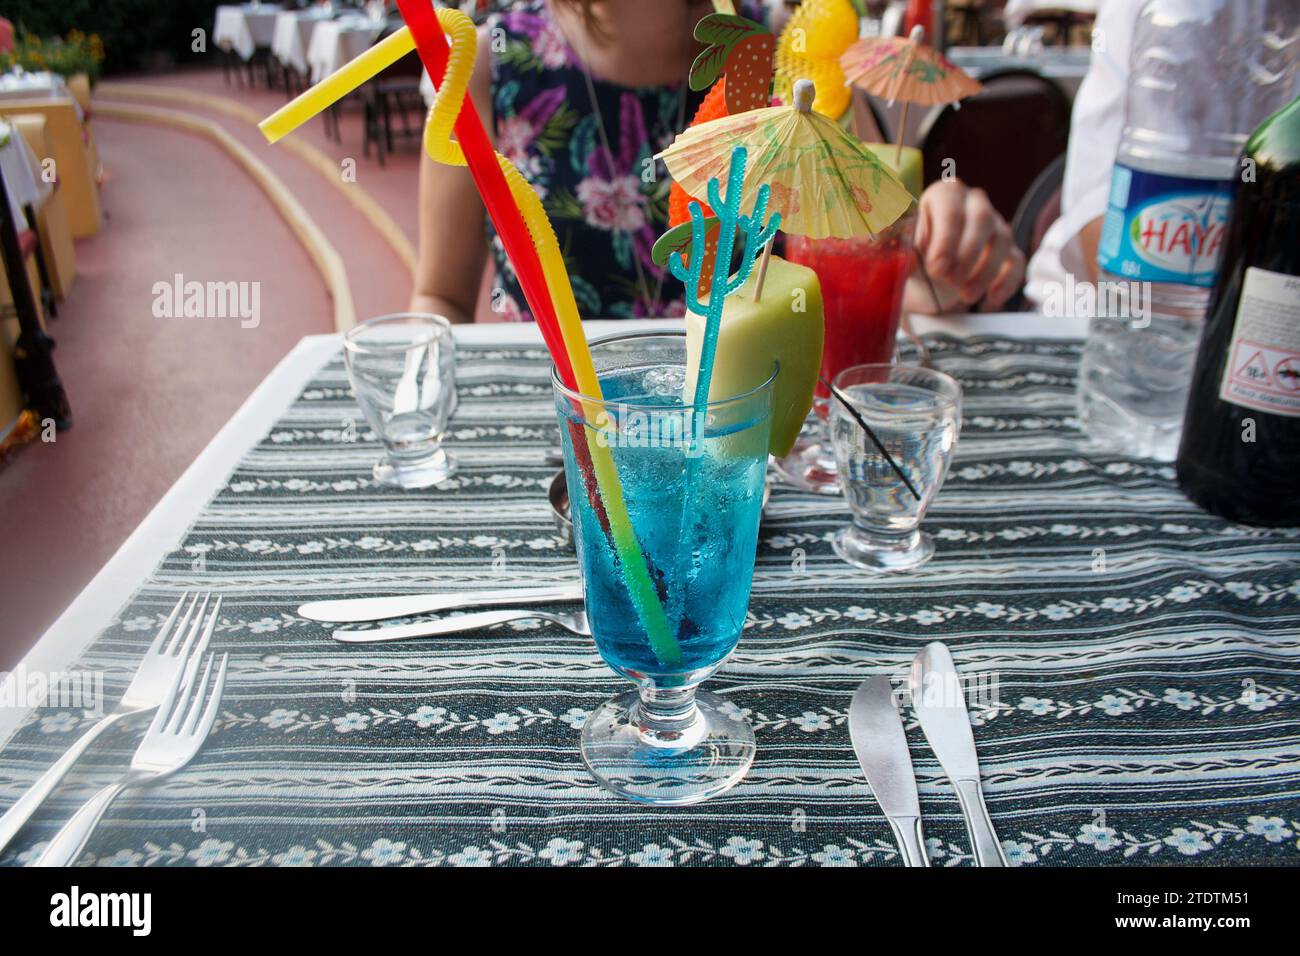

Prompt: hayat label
xmin=1098 ymin=164 xmax=1234 ymax=286
xmin=1220 ymin=267 xmax=1300 ymax=418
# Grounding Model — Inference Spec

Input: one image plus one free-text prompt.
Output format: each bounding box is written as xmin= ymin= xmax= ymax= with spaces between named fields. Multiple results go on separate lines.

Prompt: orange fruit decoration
xmin=668 ymin=79 xmax=729 ymax=227
xmin=664 ymin=12 xmax=778 ymax=296
xmin=671 ymin=11 xmax=779 ymax=227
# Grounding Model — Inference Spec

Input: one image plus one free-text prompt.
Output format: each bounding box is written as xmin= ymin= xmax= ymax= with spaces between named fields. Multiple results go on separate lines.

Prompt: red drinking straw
xmin=396 ymin=2 xmax=610 ymax=532
xmin=394 ymin=0 xmax=577 ymax=389
xmin=396 ymin=1 xmax=611 ymax=527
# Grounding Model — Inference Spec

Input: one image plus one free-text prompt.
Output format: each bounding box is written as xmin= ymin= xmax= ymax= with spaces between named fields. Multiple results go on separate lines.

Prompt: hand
xmin=913 ymin=180 xmax=1025 ymax=313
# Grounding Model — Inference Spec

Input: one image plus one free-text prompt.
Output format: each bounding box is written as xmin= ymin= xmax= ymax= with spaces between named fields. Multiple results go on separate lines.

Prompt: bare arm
xmin=409 ymin=33 xmax=495 ymax=323
xmin=1078 ymin=216 xmax=1102 ymax=284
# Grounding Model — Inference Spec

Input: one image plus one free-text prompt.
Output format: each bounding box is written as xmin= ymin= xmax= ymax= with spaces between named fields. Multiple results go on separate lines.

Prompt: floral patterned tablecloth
xmin=2 ymin=335 xmax=1298 ymax=867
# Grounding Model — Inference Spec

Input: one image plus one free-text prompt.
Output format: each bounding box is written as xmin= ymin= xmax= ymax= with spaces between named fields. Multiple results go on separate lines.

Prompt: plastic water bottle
xmin=1077 ymin=0 xmax=1298 ymax=460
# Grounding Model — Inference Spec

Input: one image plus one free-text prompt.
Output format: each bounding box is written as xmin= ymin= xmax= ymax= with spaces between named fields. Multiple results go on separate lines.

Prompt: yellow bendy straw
xmin=260 ymin=27 xmax=419 ymax=145
xmin=257 ymin=6 xmax=680 ymax=667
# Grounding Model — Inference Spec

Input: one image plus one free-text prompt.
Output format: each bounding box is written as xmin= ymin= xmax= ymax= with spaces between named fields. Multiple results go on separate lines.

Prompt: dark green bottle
xmin=1175 ymin=95 xmax=1300 ymax=527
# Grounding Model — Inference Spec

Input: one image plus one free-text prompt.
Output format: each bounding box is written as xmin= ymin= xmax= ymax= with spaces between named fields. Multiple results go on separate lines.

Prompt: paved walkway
xmin=0 ymin=67 xmax=450 ymax=667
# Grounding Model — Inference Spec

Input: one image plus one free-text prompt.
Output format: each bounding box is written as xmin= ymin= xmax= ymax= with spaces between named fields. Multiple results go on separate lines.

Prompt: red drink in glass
xmin=775 ymin=215 xmax=916 ymax=494
xmin=786 ymin=215 xmax=915 ymax=407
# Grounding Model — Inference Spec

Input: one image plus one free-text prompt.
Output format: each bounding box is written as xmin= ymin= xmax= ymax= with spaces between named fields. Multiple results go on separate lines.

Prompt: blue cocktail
xmin=553 ymin=332 xmax=775 ymax=805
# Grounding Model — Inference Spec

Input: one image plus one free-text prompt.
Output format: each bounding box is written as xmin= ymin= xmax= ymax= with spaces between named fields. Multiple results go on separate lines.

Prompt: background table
xmin=271 ymin=8 xmax=333 ymax=78
xmin=214 ymin=3 xmax=282 ymax=63
xmin=4 ymin=114 xmax=76 ymax=300
xmin=947 ymin=47 xmax=1092 ymax=86
xmin=1004 ymin=0 xmax=1099 ymax=29
xmin=0 ymin=89 xmax=100 ymax=238
xmin=0 ymin=73 xmax=82 ymax=120
xmin=2 ymin=316 xmax=1298 ymax=868
xmin=307 ymin=15 xmax=385 ymax=83
xmin=0 ymin=120 xmax=52 ymax=232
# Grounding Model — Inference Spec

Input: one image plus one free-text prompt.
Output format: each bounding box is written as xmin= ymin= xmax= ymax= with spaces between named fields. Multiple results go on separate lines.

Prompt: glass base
xmin=372 ymin=448 xmax=457 ymax=489
xmin=772 ymin=435 xmax=841 ymax=495
xmin=1077 ymin=396 xmax=1183 ymax=462
xmin=580 ymin=688 xmax=755 ymax=806
xmin=832 ymin=525 xmax=934 ymax=572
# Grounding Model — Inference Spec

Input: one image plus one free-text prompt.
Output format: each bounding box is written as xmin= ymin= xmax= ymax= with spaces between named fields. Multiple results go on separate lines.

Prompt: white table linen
xmin=271 ymin=8 xmax=332 ymax=76
xmin=0 ymin=311 xmax=1082 ymax=748
xmin=306 ymin=14 xmax=384 ymax=82
xmin=213 ymin=3 xmax=282 ymax=62
xmin=0 ymin=118 xmax=54 ymax=229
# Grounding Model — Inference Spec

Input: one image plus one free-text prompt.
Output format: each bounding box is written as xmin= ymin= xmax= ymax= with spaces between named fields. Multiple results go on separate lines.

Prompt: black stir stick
xmin=820 ymin=376 xmax=922 ymax=502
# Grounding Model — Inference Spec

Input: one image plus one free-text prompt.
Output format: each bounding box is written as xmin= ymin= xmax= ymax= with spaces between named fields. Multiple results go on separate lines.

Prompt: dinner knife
xmin=910 ymin=641 xmax=1008 ymax=867
xmin=848 ymin=676 xmax=930 ymax=867
xmin=297 ymin=584 xmax=584 ymax=623
xmin=332 ymin=607 xmax=588 ymax=643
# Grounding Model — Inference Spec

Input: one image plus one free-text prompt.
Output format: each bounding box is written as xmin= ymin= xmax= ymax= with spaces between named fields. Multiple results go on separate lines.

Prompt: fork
xmin=33 ymin=651 xmax=229 ymax=867
xmin=0 ymin=593 xmax=220 ymax=854
xmin=332 ymin=607 xmax=592 ymax=642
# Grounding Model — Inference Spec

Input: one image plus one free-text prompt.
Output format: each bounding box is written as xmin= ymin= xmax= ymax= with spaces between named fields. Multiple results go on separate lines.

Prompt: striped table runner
xmin=2 ymin=335 xmax=1298 ymax=867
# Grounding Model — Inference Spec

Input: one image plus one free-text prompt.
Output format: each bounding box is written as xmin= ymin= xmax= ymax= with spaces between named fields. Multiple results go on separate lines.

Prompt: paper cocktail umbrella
xmin=659 ymin=79 xmax=913 ymax=242
xmin=841 ymin=25 xmax=984 ymax=161
xmin=661 ymin=80 xmax=921 ymax=494
xmin=841 ymin=25 xmax=984 ymax=106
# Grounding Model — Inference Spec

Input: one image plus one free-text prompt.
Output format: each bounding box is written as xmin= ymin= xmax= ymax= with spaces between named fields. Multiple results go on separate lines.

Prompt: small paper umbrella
xmin=842 ymin=25 xmax=983 ymax=165
xmin=841 ymin=25 xmax=984 ymax=108
xmin=657 ymin=79 xmax=913 ymax=241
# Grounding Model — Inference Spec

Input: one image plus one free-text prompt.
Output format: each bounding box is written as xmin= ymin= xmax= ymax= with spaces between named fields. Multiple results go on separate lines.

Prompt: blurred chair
xmin=9 ymin=115 xmax=76 ymax=302
xmin=323 ymin=100 xmax=344 ymax=144
xmin=282 ymin=62 xmax=310 ymax=98
xmin=219 ymin=45 xmax=244 ymax=88
xmin=1011 ymin=151 xmax=1066 ymax=260
xmin=0 ymin=223 xmax=54 ymax=322
xmin=246 ymin=46 xmax=280 ymax=89
xmin=362 ymin=28 xmax=426 ymax=166
xmin=1006 ymin=150 xmax=1066 ymax=311
xmin=918 ymin=67 xmax=1072 ymax=223
xmin=0 ymin=162 xmax=70 ymax=429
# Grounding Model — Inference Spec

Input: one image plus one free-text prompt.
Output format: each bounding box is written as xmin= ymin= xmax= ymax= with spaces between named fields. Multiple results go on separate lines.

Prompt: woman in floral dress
xmin=410 ymin=0 xmax=1025 ymax=323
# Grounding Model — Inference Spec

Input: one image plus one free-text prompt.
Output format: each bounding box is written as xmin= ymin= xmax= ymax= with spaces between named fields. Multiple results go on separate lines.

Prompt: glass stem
xmin=634 ymin=684 xmax=705 ymax=749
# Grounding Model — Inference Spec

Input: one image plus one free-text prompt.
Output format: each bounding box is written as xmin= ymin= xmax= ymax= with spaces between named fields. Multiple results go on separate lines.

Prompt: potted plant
xmin=0 ymin=30 xmax=105 ymax=108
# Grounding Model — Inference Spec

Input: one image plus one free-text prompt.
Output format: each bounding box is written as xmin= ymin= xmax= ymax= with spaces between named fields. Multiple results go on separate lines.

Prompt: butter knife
xmin=298 ymin=584 xmax=584 ymax=623
xmin=848 ymin=676 xmax=929 ymax=867
xmin=910 ymin=642 xmax=1008 ymax=867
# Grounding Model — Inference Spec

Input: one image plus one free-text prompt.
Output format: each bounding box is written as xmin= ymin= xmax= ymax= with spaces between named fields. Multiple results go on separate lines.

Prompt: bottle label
xmin=1097 ymin=164 xmax=1235 ymax=286
xmin=1218 ymin=267 xmax=1300 ymax=418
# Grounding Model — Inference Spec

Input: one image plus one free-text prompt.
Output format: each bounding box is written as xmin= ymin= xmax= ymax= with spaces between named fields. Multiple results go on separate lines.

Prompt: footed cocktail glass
xmin=343 ymin=313 xmax=458 ymax=488
xmin=829 ymin=363 xmax=962 ymax=572
xmin=553 ymin=332 xmax=775 ymax=805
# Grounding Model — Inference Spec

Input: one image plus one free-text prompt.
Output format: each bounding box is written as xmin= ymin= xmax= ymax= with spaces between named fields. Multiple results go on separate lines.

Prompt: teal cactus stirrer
xmin=661 ymin=145 xmax=778 ymax=635
xmin=669 ymin=145 xmax=781 ymax=446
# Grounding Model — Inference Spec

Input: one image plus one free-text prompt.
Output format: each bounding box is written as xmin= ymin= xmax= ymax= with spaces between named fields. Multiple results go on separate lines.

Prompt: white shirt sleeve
xmin=1025 ymin=0 xmax=1137 ymax=306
